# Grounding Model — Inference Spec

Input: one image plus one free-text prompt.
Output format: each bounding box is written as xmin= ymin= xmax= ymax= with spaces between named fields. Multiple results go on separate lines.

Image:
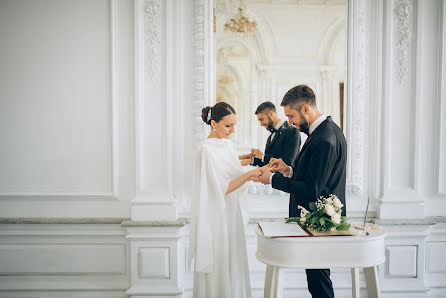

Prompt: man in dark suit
xmin=239 ymin=101 xmax=301 ymax=167
xmin=257 ymin=85 xmax=347 ymax=298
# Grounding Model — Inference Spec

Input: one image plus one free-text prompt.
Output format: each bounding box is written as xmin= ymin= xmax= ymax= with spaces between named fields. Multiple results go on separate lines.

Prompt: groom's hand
xmin=251 ymin=148 xmax=264 ymax=160
xmin=269 ymin=158 xmax=290 ymax=176
xmin=258 ymin=168 xmax=272 ymax=185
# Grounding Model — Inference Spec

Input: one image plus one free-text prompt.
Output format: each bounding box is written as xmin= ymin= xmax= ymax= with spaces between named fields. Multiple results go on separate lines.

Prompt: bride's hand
xmin=250 ymin=165 xmax=272 ymax=182
xmin=239 ymin=153 xmax=253 ymax=160
xmin=251 ymin=176 xmax=261 ymax=182
xmin=249 ymin=167 xmax=262 ymax=181
xmin=240 ymin=158 xmax=252 ymax=166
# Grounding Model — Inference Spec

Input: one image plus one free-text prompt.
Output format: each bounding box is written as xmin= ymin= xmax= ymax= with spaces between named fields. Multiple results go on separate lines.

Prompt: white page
xmin=258 ymin=222 xmax=309 ymax=237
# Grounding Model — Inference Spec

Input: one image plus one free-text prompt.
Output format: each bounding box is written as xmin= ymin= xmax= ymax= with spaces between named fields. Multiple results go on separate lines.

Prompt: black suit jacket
xmin=271 ymin=117 xmax=347 ymax=217
xmin=253 ymin=122 xmax=301 ymax=167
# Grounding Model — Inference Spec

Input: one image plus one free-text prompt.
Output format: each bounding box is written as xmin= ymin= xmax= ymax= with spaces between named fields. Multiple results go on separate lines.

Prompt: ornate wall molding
xmin=145 ymin=0 xmax=161 ymax=81
xmin=394 ymin=0 xmax=412 ymax=84
xmin=193 ymin=0 xmax=212 ymax=148
xmin=346 ymin=1 xmax=368 ymax=195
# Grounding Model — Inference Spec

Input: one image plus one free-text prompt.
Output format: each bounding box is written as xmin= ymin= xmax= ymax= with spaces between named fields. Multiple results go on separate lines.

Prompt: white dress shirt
xmin=269 ymin=114 xmax=327 ymax=183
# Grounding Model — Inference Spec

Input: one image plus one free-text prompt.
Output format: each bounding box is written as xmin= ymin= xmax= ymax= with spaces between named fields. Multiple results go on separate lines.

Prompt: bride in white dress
xmin=189 ymin=102 xmax=262 ymax=298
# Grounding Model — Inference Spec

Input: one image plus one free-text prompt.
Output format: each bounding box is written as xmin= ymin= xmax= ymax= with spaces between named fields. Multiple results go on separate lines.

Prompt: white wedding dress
xmin=189 ymin=138 xmax=252 ymax=298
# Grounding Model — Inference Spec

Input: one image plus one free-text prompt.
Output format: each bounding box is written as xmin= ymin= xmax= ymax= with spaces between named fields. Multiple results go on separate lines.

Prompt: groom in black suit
xmin=240 ymin=101 xmax=301 ymax=167
xmin=258 ymin=85 xmax=347 ymax=298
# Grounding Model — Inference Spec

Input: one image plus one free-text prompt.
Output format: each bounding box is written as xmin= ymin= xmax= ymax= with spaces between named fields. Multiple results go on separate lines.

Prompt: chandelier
xmin=213 ymin=9 xmax=216 ymax=33
xmin=224 ymin=8 xmax=257 ymax=35
xmin=218 ymin=74 xmax=234 ymax=84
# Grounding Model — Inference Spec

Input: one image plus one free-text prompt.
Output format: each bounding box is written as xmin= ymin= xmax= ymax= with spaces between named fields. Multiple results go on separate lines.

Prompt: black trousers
xmin=305 ymin=269 xmax=334 ymax=298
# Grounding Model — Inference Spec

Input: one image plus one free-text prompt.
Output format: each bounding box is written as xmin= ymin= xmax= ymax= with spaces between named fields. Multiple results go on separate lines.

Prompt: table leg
xmin=351 ymin=268 xmax=360 ymax=298
xmin=264 ymin=265 xmax=284 ymax=298
xmin=364 ymin=266 xmax=380 ymax=298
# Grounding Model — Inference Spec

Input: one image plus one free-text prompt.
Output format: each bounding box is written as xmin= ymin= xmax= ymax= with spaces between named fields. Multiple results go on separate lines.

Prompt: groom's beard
xmin=298 ymin=113 xmax=310 ymax=135
xmin=299 ymin=122 xmax=310 ymax=135
xmin=266 ymin=117 xmax=274 ymax=131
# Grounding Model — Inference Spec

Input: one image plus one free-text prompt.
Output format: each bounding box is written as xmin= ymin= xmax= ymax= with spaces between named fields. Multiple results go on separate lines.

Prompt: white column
xmin=417 ymin=0 xmax=446 ymax=215
xmin=346 ymin=0 xmax=371 ymax=202
xmin=250 ymin=64 xmax=259 ymax=147
xmin=126 ymin=1 xmax=196 ymax=296
xmin=437 ymin=0 xmax=446 ymax=207
xmin=265 ymin=71 xmax=273 ymax=101
xmin=320 ymin=69 xmax=328 ymax=116
xmin=132 ymin=0 xmax=188 ymax=221
xmin=376 ymin=0 xmax=442 ymax=219
xmin=320 ymin=66 xmax=340 ymax=125
xmin=257 ymin=67 xmax=267 ymax=147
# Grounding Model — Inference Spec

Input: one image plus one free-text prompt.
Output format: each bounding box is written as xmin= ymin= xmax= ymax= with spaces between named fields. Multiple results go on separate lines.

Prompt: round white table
xmin=255 ymin=226 xmax=386 ymax=298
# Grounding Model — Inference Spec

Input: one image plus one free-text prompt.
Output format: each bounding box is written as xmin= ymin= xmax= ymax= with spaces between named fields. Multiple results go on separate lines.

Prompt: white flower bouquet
xmin=285 ymin=194 xmax=350 ymax=232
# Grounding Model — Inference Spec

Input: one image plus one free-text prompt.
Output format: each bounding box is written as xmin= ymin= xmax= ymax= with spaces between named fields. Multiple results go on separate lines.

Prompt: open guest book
xmin=258 ymin=222 xmax=355 ymax=238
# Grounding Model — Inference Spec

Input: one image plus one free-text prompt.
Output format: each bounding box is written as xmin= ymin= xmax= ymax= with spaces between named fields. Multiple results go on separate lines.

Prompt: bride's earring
xmin=213 ymin=128 xmax=216 ymax=132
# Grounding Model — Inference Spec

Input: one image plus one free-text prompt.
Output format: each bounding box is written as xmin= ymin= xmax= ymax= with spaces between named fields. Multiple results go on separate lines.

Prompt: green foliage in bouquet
xmin=285 ymin=194 xmax=350 ymax=232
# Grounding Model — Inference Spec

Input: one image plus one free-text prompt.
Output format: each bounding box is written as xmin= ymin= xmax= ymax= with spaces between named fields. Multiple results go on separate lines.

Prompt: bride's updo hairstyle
xmin=201 ymin=102 xmax=236 ymax=125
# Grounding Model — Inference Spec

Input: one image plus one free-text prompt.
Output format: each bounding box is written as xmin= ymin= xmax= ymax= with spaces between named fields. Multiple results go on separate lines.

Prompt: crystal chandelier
xmin=224 ymin=8 xmax=257 ymax=36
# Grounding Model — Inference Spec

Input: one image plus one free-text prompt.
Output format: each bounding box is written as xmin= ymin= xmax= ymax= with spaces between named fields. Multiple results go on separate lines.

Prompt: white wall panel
xmin=139 ymin=247 xmax=170 ymax=279
xmin=426 ymin=242 xmax=446 ymax=273
xmin=0 ymin=244 xmax=125 ymax=275
xmin=0 ymin=0 xmax=113 ymax=194
xmin=425 ymin=223 xmax=446 ymax=291
xmin=0 ymin=0 xmax=134 ymax=217
xmin=0 ymin=224 xmax=129 ymax=296
xmin=386 ymin=245 xmax=417 ymax=278
xmin=0 ymin=292 xmax=127 ymax=298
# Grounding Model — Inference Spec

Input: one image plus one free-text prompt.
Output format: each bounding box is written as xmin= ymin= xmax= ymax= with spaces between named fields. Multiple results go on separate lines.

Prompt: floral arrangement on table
xmin=285 ymin=194 xmax=350 ymax=232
